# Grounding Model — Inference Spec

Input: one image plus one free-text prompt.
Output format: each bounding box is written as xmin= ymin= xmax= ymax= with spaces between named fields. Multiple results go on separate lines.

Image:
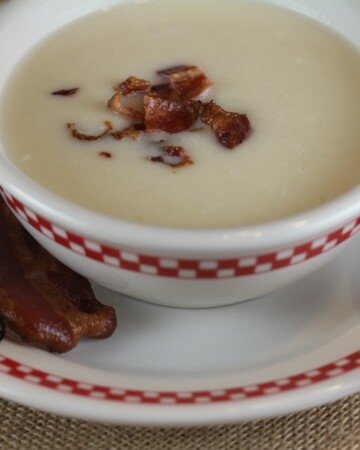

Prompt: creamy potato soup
xmin=2 ymin=0 xmax=360 ymax=228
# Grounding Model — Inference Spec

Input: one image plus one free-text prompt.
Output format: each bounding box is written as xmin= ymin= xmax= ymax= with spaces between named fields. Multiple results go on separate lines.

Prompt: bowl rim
xmin=1 ymin=158 xmax=359 ymax=254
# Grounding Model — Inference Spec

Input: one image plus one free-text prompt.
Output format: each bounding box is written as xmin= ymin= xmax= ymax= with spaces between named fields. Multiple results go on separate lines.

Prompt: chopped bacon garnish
xmin=157 ymin=65 xmax=211 ymax=99
xmin=67 ymin=121 xmax=113 ymax=141
xmin=0 ymin=198 xmax=117 ymax=353
xmin=200 ymin=101 xmax=251 ymax=149
xmin=111 ymin=123 xmax=146 ymax=140
xmin=148 ymin=146 xmax=193 ymax=168
xmin=115 ymin=76 xmax=151 ymax=95
xmin=52 ymin=87 xmax=79 ymax=96
xmin=144 ymin=91 xmax=201 ymax=134
xmin=107 ymin=90 xmax=144 ymax=122
xmin=64 ymin=67 xmax=251 ymax=164
xmin=98 ymin=151 xmax=112 ymax=158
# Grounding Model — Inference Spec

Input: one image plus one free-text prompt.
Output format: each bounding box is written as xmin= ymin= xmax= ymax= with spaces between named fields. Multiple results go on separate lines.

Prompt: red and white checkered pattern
xmin=1 ymin=187 xmax=360 ymax=279
xmin=0 ymin=351 xmax=358 ymax=404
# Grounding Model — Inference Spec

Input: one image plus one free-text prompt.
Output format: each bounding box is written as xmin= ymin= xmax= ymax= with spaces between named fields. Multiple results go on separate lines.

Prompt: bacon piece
xmin=108 ymin=76 xmax=150 ymax=121
xmin=0 ymin=198 xmax=117 ymax=353
xmin=200 ymin=101 xmax=251 ymax=149
xmin=148 ymin=146 xmax=193 ymax=168
xmin=144 ymin=91 xmax=201 ymax=133
xmin=98 ymin=151 xmax=112 ymax=159
xmin=111 ymin=123 xmax=146 ymax=140
xmin=67 ymin=121 xmax=113 ymax=141
xmin=115 ymin=76 xmax=151 ymax=95
xmin=157 ymin=65 xmax=211 ymax=99
xmin=151 ymin=83 xmax=172 ymax=94
xmin=52 ymin=87 xmax=79 ymax=96
xmin=107 ymin=90 xmax=145 ymax=122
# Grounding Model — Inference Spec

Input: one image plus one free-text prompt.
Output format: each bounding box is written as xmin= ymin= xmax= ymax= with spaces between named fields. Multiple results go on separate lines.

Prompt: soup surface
xmin=2 ymin=0 xmax=360 ymax=228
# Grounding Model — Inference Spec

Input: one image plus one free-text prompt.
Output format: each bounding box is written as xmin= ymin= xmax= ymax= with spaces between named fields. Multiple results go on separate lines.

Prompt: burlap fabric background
xmin=0 ymin=394 xmax=359 ymax=449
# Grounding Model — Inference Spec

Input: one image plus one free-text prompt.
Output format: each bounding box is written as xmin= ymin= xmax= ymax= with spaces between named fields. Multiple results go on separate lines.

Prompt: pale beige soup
xmin=2 ymin=0 xmax=360 ymax=228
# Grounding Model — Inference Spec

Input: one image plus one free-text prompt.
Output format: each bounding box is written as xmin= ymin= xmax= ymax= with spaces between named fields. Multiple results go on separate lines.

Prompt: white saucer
xmin=0 ymin=237 xmax=359 ymax=426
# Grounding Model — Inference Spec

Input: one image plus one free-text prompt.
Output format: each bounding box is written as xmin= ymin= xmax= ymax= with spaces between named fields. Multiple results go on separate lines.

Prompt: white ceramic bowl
xmin=0 ymin=0 xmax=359 ymax=308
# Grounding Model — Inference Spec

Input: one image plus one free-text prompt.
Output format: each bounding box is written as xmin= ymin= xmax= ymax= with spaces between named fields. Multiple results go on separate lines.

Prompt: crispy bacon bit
xmin=52 ymin=87 xmax=79 ymax=96
xmin=108 ymin=76 xmax=150 ymax=121
xmin=149 ymin=156 xmax=164 ymax=163
xmin=115 ymin=76 xmax=151 ymax=95
xmin=107 ymin=90 xmax=144 ymax=122
xmin=144 ymin=91 xmax=201 ymax=133
xmin=111 ymin=123 xmax=146 ymax=140
xmin=0 ymin=198 xmax=117 ymax=353
xmin=99 ymin=151 xmax=112 ymax=158
xmin=151 ymin=83 xmax=172 ymax=94
xmin=148 ymin=146 xmax=193 ymax=168
xmin=67 ymin=121 xmax=113 ymax=141
xmin=157 ymin=65 xmax=211 ymax=99
xmin=200 ymin=101 xmax=251 ymax=149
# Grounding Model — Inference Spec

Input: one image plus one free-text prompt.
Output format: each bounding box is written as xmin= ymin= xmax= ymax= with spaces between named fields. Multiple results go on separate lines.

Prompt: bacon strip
xmin=144 ymin=91 xmax=201 ymax=134
xmin=148 ymin=146 xmax=193 ymax=168
xmin=157 ymin=65 xmax=211 ymax=99
xmin=0 ymin=198 xmax=117 ymax=353
xmin=52 ymin=87 xmax=79 ymax=96
xmin=67 ymin=121 xmax=113 ymax=141
xmin=200 ymin=101 xmax=251 ymax=149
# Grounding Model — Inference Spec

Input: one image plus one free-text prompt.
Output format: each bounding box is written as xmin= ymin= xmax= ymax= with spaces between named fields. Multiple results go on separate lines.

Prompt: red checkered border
xmin=1 ymin=187 xmax=360 ymax=279
xmin=0 ymin=351 xmax=358 ymax=404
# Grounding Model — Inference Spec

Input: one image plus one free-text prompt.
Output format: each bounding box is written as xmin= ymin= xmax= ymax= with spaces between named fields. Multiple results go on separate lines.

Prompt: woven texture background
xmin=0 ymin=394 xmax=359 ymax=450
